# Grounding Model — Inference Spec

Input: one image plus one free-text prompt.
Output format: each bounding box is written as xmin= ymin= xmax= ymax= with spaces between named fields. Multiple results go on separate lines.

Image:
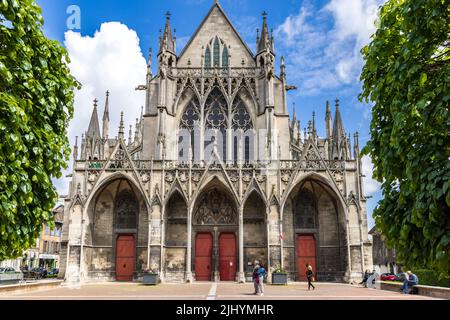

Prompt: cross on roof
xmin=262 ymin=11 xmax=268 ymax=18
xmin=93 ymin=98 xmax=98 ymax=107
xmin=166 ymin=11 xmax=171 ymax=19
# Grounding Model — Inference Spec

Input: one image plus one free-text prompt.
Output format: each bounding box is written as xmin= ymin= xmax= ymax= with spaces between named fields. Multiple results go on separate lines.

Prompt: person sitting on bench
xmin=402 ymin=271 xmax=419 ymax=294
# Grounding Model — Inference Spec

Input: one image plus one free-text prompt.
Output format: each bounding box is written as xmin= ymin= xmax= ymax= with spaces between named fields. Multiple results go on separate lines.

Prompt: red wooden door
xmin=115 ymin=235 xmax=135 ymax=281
xmin=296 ymin=234 xmax=316 ymax=281
xmin=219 ymin=233 xmax=236 ymax=281
xmin=194 ymin=233 xmax=213 ymax=281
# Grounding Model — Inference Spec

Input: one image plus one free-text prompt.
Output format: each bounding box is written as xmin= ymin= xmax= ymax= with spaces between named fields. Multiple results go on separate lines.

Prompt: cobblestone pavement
xmin=0 ymin=282 xmax=439 ymax=300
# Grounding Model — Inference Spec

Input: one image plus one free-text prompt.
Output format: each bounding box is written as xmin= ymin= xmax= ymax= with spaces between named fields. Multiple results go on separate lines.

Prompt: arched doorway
xmin=87 ymin=178 xmax=147 ymax=281
xmin=114 ymin=189 xmax=138 ymax=281
xmin=192 ymin=185 xmax=238 ymax=281
xmin=283 ymin=178 xmax=347 ymax=281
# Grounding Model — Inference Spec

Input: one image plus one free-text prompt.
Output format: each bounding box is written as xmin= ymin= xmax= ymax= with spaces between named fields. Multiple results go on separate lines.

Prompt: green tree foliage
xmin=360 ymin=0 xmax=450 ymax=276
xmin=0 ymin=0 xmax=79 ymax=259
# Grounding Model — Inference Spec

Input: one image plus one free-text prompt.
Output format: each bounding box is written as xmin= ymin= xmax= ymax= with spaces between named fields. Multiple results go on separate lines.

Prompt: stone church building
xmin=60 ymin=1 xmax=372 ymax=283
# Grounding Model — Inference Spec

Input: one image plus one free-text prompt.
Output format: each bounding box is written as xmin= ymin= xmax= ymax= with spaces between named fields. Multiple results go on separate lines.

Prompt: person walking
xmin=252 ymin=261 xmax=260 ymax=295
xmin=257 ymin=263 xmax=267 ymax=296
xmin=360 ymin=269 xmax=370 ymax=287
xmin=306 ymin=264 xmax=315 ymax=290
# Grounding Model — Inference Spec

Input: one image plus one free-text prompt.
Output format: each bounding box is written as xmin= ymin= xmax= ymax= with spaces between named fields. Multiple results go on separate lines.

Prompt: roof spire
xmin=312 ymin=111 xmax=316 ymax=134
xmin=87 ymin=98 xmax=101 ymax=140
xmin=325 ymin=100 xmax=332 ymax=141
xmin=280 ymin=56 xmax=286 ymax=80
xmin=128 ymin=125 xmax=133 ymax=145
xmin=331 ymin=98 xmax=347 ymax=159
xmin=134 ymin=118 xmax=140 ymax=143
xmin=118 ymin=111 xmax=125 ymax=139
xmin=102 ymin=91 xmax=110 ymax=139
xmin=159 ymin=11 xmax=174 ymax=53
xmin=291 ymin=102 xmax=297 ymax=125
xmin=73 ymin=136 xmax=78 ymax=160
xmin=258 ymin=11 xmax=271 ymax=53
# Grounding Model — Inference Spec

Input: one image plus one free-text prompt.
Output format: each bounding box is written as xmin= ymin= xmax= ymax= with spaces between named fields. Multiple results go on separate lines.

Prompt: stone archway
xmin=86 ymin=178 xmax=148 ymax=281
xmin=283 ymin=179 xmax=347 ymax=282
xmin=192 ymin=185 xmax=238 ymax=281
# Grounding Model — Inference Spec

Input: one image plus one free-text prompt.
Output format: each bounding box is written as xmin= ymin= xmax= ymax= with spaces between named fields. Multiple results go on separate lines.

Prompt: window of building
xmin=204 ymin=88 xmax=228 ymax=160
xmin=213 ymin=37 xmax=220 ymax=67
xmin=222 ymin=46 xmax=229 ymax=68
xmin=294 ymin=190 xmax=317 ymax=229
xmin=45 ymin=225 xmax=50 ymax=235
xmin=204 ymin=46 xmax=211 ymax=68
xmin=115 ymin=190 xmax=138 ymax=229
xmin=178 ymin=89 xmax=253 ymax=163
xmin=179 ymin=95 xmax=200 ymax=161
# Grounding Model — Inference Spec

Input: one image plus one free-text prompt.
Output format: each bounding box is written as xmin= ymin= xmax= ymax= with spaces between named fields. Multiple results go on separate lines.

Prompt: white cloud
xmin=361 ymin=155 xmax=381 ymax=195
xmin=275 ymin=0 xmax=385 ymax=95
xmin=275 ymin=7 xmax=309 ymax=45
xmin=54 ymin=22 xmax=147 ymax=196
xmin=325 ymin=0 xmax=382 ymax=82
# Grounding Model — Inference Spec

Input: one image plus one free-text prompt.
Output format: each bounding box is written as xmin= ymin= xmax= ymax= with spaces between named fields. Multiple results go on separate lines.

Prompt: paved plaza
xmin=0 ymin=282 xmax=439 ymax=300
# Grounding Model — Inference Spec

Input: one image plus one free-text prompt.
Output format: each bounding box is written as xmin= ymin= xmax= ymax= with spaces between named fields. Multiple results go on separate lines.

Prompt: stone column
xmin=185 ymin=205 xmax=193 ymax=282
xmin=345 ymin=215 xmax=352 ymax=283
xmin=238 ymin=205 xmax=245 ymax=283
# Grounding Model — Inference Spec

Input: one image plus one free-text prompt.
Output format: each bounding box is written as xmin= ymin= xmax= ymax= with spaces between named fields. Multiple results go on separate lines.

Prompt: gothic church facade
xmin=60 ymin=1 xmax=372 ymax=283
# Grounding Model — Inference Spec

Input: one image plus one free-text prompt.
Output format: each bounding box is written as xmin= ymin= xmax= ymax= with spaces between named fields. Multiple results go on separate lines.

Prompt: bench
xmin=380 ymin=281 xmax=450 ymax=299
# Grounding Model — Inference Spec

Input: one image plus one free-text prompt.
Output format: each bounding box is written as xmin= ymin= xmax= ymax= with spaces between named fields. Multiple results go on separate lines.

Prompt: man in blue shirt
xmin=402 ymin=271 xmax=419 ymax=294
xmin=257 ymin=263 xmax=267 ymax=296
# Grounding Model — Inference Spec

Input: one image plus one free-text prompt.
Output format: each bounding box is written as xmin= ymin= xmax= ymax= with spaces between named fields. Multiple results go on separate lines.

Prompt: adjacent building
xmin=38 ymin=204 xmax=64 ymax=270
xmin=0 ymin=205 xmax=64 ymax=271
xmin=60 ymin=1 xmax=372 ymax=283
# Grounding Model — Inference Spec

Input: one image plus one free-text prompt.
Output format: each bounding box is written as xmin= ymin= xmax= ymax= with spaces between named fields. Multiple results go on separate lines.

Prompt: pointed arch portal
xmin=283 ymin=178 xmax=348 ymax=282
xmin=192 ymin=182 xmax=238 ymax=281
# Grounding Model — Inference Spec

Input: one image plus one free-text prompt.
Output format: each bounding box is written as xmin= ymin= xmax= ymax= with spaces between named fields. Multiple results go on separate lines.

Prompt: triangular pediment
xmin=177 ymin=3 xmax=255 ymax=67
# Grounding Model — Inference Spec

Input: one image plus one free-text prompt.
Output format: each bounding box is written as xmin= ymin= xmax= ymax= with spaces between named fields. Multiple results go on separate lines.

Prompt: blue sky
xmin=36 ymin=0 xmax=383 ymax=228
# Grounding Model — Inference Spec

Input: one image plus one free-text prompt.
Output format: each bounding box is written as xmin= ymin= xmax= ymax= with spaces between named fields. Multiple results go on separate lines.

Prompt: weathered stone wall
xmin=149 ymin=246 xmax=161 ymax=271
xmin=137 ymin=201 xmax=148 ymax=247
xmin=243 ymin=193 xmax=267 ymax=276
xmin=165 ymin=248 xmax=186 ymax=272
xmin=282 ymin=200 xmax=294 ymax=247
xmin=317 ymin=192 xmax=343 ymax=276
xmin=166 ymin=224 xmax=188 ymax=246
xmin=86 ymin=247 xmax=113 ymax=271
xmin=136 ymin=247 xmax=148 ymax=271
xmin=58 ymin=241 xmax=68 ymax=277
xmin=350 ymin=246 xmax=362 ymax=272
xmin=244 ymin=247 xmax=267 ymax=274
xmin=92 ymin=188 xmax=114 ymax=246
xmin=65 ymin=245 xmax=81 ymax=282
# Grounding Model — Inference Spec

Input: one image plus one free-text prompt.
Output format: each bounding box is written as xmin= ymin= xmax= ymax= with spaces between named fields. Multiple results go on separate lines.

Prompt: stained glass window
xmin=222 ymin=46 xmax=229 ymax=68
xmin=204 ymin=88 xmax=227 ymax=160
xmin=205 ymin=47 xmax=211 ymax=68
xmin=294 ymin=190 xmax=317 ymax=229
xmin=115 ymin=190 xmax=138 ymax=229
xmin=231 ymin=98 xmax=252 ymax=131
xmin=179 ymin=97 xmax=200 ymax=161
xmin=213 ymin=37 xmax=220 ymax=67
xmin=205 ymin=88 xmax=227 ymax=130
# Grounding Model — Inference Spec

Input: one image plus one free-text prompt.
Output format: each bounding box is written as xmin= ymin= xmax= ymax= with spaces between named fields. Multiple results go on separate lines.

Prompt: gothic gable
xmin=177 ymin=3 xmax=255 ymax=68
